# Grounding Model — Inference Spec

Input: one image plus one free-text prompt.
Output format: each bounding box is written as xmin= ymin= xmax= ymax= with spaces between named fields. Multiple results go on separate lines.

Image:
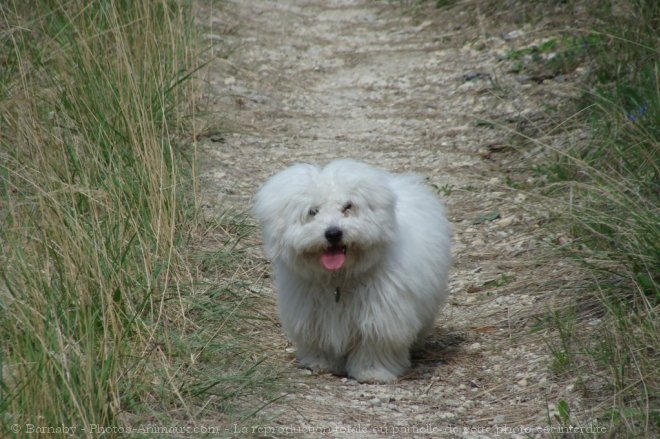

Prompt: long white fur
xmin=253 ymin=160 xmax=452 ymax=383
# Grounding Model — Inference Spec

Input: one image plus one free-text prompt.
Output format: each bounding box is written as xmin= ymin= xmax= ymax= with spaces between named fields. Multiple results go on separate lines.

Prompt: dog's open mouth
xmin=320 ymin=245 xmax=346 ymax=271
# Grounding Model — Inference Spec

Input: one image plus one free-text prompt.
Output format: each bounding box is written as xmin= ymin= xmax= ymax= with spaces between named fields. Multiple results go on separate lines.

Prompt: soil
xmin=194 ymin=1 xmax=591 ymax=437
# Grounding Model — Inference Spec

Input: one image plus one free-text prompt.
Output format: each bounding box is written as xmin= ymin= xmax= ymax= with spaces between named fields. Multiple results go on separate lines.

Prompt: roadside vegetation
xmin=414 ymin=0 xmax=657 ymax=435
xmin=465 ymin=0 xmax=658 ymax=435
xmin=0 ymin=0 xmax=273 ymax=436
xmin=541 ymin=2 xmax=658 ymax=435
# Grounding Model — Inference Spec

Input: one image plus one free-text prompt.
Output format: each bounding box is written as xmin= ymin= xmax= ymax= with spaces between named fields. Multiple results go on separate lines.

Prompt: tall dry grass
xmin=1 ymin=1 xmax=275 ymax=435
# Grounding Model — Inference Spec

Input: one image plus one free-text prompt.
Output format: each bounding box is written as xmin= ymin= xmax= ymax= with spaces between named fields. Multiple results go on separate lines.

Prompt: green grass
xmin=536 ymin=1 xmax=659 ymax=436
xmin=393 ymin=0 xmax=457 ymax=14
xmin=505 ymin=35 xmax=593 ymax=75
xmin=0 ymin=1 xmax=275 ymax=436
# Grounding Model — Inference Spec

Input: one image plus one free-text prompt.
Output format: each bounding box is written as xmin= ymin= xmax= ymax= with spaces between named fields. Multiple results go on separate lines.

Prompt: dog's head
xmin=253 ymin=160 xmax=398 ymax=279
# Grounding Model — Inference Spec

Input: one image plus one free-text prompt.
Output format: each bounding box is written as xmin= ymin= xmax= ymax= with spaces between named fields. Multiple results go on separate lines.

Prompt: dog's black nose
xmin=324 ymin=226 xmax=343 ymax=244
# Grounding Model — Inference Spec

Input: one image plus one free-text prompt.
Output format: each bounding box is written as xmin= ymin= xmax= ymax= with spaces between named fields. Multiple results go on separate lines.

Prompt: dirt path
xmin=196 ymin=1 xmax=584 ymax=437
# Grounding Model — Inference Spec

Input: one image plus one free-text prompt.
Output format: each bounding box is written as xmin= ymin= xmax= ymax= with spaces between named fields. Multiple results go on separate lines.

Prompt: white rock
xmin=468 ymin=342 xmax=482 ymax=352
xmin=437 ymin=411 xmax=456 ymax=420
xmin=497 ymin=216 xmax=516 ymax=227
xmin=368 ymin=397 xmax=382 ymax=407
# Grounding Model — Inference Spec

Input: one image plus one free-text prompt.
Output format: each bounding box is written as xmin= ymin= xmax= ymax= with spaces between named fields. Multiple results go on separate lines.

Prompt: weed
xmin=545 ymin=309 xmax=577 ymax=375
xmin=433 ymin=183 xmax=455 ymax=197
xmin=484 ymin=273 xmax=515 ymax=289
xmin=556 ymin=400 xmax=571 ymax=426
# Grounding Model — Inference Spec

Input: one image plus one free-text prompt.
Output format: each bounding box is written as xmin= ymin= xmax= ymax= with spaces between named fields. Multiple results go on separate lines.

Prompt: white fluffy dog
xmin=253 ymin=160 xmax=451 ymax=383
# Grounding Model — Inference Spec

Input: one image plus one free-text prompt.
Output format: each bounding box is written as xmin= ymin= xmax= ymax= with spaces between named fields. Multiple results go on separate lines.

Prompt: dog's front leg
xmin=295 ymin=343 xmax=345 ymax=375
xmin=345 ymin=341 xmax=410 ymax=383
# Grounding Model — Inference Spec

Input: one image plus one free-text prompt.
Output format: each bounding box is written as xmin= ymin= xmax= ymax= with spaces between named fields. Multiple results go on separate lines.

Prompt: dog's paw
xmin=348 ymin=366 xmax=398 ymax=383
xmin=297 ymin=352 xmax=344 ymax=375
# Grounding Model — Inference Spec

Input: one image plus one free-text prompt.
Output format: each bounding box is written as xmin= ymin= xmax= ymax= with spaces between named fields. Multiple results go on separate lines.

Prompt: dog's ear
xmin=252 ymin=164 xmax=318 ymax=257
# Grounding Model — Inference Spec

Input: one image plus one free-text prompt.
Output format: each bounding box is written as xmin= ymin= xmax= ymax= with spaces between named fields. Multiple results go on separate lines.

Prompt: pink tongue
xmin=321 ymin=248 xmax=345 ymax=271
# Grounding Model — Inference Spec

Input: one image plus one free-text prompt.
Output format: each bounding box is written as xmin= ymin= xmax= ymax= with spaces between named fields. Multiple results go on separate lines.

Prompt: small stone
xmin=438 ymin=411 xmax=456 ymax=420
xmin=497 ymin=216 xmax=516 ymax=227
xmin=503 ymin=29 xmax=525 ymax=40
xmin=415 ymin=20 xmax=433 ymax=33
xmin=204 ymin=33 xmax=225 ymax=41
xmin=468 ymin=342 xmax=481 ymax=352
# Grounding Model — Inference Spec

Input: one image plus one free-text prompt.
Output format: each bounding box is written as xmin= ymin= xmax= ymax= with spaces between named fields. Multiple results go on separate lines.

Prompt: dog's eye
xmin=308 ymin=207 xmax=319 ymax=217
xmin=342 ymin=202 xmax=353 ymax=213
